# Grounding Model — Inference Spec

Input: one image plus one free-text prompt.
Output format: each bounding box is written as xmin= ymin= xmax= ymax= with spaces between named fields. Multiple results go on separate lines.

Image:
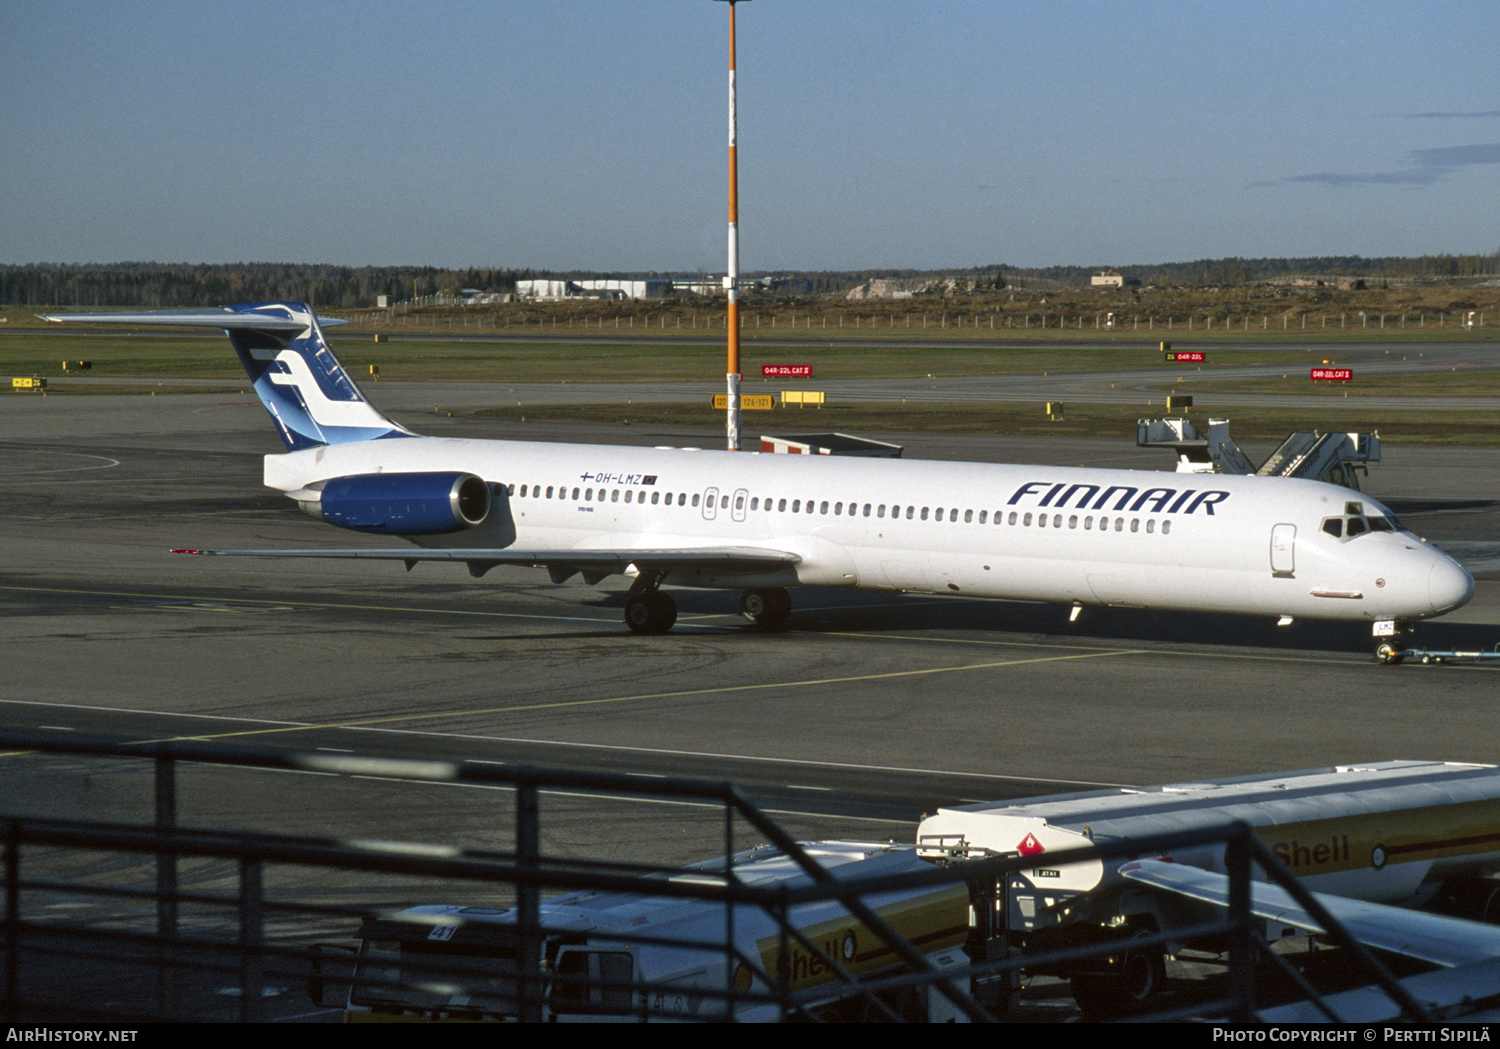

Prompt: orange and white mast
xmin=720 ymin=0 xmax=746 ymax=451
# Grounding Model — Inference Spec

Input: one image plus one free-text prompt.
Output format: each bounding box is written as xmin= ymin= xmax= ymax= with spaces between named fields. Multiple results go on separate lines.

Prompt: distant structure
xmin=845 ymin=278 xmax=927 ymax=300
xmin=517 ymin=279 xmax=676 ymax=301
xmin=1091 ymin=268 xmax=1138 ymax=288
xmin=515 ymin=276 xmax=807 ymax=301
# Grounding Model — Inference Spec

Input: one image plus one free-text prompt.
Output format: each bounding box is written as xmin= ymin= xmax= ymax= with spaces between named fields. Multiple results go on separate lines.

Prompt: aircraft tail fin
xmin=42 ymin=302 xmax=408 ymax=451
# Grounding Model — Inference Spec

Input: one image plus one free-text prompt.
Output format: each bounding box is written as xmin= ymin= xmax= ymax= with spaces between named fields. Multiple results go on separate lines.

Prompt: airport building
xmin=516 ymin=276 xmax=806 ymax=301
xmin=517 ymin=278 xmax=687 ymax=301
xmin=1090 ymin=268 xmax=1140 ymax=287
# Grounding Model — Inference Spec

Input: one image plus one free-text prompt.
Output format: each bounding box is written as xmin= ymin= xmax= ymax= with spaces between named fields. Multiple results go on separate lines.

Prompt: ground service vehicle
xmin=917 ymin=760 xmax=1500 ymax=1015
xmin=327 ymin=841 xmax=972 ymax=1022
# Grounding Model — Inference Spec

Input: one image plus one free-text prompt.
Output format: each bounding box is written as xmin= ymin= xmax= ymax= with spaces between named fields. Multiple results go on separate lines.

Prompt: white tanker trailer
xmin=916 ymin=760 xmax=1500 ymax=1014
xmin=324 ymin=841 xmax=973 ymax=1022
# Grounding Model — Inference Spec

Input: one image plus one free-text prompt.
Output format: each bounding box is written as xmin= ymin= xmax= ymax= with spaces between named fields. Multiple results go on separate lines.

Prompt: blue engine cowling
xmin=310 ymin=472 xmax=491 ymax=534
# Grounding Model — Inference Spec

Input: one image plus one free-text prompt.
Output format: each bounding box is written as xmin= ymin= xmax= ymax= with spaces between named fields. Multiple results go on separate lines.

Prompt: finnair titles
xmin=45 ymin=303 xmax=1473 ymax=656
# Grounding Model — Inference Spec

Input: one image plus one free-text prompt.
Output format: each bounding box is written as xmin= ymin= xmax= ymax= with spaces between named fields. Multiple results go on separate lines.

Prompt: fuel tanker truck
xmin=916 ymin=760 xmax=1500 ymax=1014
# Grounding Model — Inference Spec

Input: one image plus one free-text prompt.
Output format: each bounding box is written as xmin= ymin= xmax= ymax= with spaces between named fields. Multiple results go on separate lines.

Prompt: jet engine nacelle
xmin=304 ymin=472 xmax=491 ymax=534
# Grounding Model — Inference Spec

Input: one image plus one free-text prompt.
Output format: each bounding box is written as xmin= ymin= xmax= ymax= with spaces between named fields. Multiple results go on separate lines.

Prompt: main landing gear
xmin=623 ymin=570 xmax=676 ymax=635
xmin=622 ymin=580 xmax=793 ymax=635
xmin=739 ymin=587 xmax=792 ymax=630
xmin=624 ymin=592 xmax=677 ymax=634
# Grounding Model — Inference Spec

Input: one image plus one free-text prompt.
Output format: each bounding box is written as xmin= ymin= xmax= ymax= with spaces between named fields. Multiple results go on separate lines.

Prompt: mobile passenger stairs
xmin=1137 ymin=416 xmax=1379 ymax=488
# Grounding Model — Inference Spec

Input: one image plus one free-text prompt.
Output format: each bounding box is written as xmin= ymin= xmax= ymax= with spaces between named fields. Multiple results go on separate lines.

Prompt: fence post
xmin=155 ymin=756 xmax=178 ymax=1016
xmin=4 ymin=834 xmax=16 ymax=1020
xmin=1225 ymin=826 xmax=1255 ymax=1020
xmin=516 ymin=779 xmax=542 ymax=1022
xmin=239 ymin=857 xmax=265 ymax=1022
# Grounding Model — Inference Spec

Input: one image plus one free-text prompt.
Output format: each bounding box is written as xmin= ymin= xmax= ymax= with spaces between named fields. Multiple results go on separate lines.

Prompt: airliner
xmin=45 ymin=302 xmax=1473 ymax=656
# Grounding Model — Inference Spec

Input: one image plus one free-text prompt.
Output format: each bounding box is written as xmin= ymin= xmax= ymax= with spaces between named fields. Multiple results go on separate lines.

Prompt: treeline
xmin=5 ymin=254 xmax=1498 ymax=308
xmin=998 ymin=253 xmax=1500 ymax=287
xmin=0 ymin=263 xmax=534 ymax=309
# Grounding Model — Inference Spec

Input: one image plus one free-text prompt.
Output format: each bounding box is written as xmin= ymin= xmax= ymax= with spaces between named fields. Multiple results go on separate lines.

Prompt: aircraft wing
xmin=173 ymin=544 xmax=802 ymax=581
xmin=1119 ymin=858 xmax=1500 ymax=968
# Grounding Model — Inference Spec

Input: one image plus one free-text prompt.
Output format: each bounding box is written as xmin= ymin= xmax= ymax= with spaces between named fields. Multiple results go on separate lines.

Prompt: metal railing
xmin=0 ymin=731 xmax=1421 ymax=1022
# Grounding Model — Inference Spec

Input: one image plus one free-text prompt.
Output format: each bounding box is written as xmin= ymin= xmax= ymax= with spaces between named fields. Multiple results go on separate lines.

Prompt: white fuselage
xmin=264 ymin=435 xmax=1472 ymax=625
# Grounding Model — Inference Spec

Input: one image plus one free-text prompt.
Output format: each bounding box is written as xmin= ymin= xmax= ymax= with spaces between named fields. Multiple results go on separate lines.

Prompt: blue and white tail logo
xmin=41 ymin=301 xmax=410 ymax=450
xmin=224 ymin=303 xmax=409 ymax=451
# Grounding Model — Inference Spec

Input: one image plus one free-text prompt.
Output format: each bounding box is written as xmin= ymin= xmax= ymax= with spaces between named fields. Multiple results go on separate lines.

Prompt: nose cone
xmin=1429 ymin=554 xmax=1475 ymax=615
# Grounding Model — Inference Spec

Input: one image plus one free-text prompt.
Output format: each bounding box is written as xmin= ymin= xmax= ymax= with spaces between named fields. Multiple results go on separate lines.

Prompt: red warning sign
xmin=1018 ymin=833 xmax=1045 ymax=856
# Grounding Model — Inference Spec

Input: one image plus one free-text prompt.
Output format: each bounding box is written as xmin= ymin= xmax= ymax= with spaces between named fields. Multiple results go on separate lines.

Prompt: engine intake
xmin=307 ymin=472 xmax=491 ymax=534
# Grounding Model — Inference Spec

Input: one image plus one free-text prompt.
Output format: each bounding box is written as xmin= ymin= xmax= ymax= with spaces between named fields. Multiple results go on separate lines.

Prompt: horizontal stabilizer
xmin=42 ymin=307 xmax=346 ymax=331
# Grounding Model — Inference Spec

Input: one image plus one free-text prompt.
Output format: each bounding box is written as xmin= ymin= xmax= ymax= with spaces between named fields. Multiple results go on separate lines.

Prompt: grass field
xmin=0 ymin=330 xmax=1461 ymax=382
xmin=5 ymin=326 xmax=1497 ymax=443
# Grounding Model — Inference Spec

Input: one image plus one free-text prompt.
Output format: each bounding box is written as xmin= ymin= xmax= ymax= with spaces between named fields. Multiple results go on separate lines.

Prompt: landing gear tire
xmin=1070 ymin=932 xmax=1165 ymax=1018
xmin=1376 ymin=642 xmax=1407 ymax=665
xmin=740 ymin=587 xmax=791 ymax=630
xmin=624 ymin=592 xmax=677 ymax=635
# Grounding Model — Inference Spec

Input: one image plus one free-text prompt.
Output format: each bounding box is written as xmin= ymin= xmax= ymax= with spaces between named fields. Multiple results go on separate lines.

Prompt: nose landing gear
xmin=1374 ymin=619 xmax=1411 ymax=664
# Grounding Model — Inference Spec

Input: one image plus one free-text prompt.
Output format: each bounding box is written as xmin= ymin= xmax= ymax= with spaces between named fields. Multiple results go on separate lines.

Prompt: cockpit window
xmin=1323 ymin=509 xmax=1406 ymax=541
